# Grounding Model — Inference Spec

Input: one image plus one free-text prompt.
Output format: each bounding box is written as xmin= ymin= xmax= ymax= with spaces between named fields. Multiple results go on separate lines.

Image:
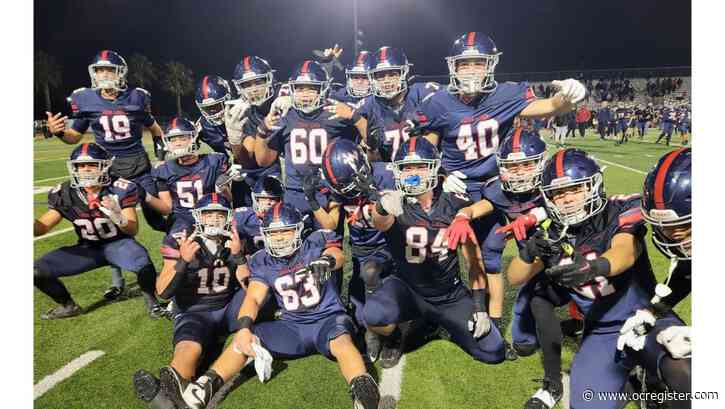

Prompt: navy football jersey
xmin=330 ymin=162 xmax=396 ymax=253
xmin=267 ymin=108 xmax=358 ymax=191
xmin=48 ymin=178 xmax=139 ymax=244
xmin=661 ymin=108 xmax=676 ymax=124
xmin=232 ymin=206 xmax=265 ymax=255
xmin=151 ymin=153 xmax=229 ymax=219
xmin=357 ymin=82 xmax=440 ymax=161
xmin=69 ymin=87 xmax=155 ymax=157
xmin=418 ymin=82 xmax=536 ymax=181
xmin=384 ymin=189 xmax=473 ymax=298
xmin=195 ymin=117 xmax=230 ymax=156
xmin=481 ymin=178 xmax=545 ymax=246
xmin=543 ymin=195 xmax=657 ymax=330
xmin=160 ymin=220 xmax=240 ymax=313
xmin=329 ymin=84 xmax=365 ymax=105
xmin=248 ymin=230 xmax=346 ymax=323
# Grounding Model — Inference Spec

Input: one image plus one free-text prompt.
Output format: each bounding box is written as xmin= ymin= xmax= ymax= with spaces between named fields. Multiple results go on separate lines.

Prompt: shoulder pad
xmin=135 ymin=87 xmax=151 ymax=95
xmin=71 ymin=87 xmax=87 ymax=95
xmin=235 ymin=206 xmax=251 ymax=213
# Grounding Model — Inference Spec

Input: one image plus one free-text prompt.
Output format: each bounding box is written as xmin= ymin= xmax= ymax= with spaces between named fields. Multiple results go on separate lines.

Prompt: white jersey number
xmin=99 ymin=114 xmax=132 ymax=141
xmin=290 ymin=128 xmax=328 ymax=165
xmin=273 ymin=271 xmax=322 ymax=311
xmin=405 ymin=226 xmax=448 ymax=264
xmin=456 ymin=119 xmax=500 ymax=160
xmin=74 ymin=218 xmax=118 ymax=240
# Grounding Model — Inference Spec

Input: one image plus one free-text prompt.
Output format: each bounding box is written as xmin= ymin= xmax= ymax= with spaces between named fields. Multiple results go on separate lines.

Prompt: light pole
xmin=353 ymin=0 xmax=359 ymax=58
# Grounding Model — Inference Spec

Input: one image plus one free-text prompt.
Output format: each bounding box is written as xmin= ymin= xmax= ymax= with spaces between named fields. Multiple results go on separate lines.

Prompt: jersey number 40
xmin=457 ymin=119 xmax=499 ymax=160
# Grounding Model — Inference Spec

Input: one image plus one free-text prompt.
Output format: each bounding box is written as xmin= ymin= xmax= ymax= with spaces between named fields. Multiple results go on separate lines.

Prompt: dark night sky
xmin=34 ymin=0 xmax=691 ymax=117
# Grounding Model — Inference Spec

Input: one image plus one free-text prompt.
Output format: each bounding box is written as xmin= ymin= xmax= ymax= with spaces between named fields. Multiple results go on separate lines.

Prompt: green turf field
xmin=33 ymin=128 xmax=691 ymax=409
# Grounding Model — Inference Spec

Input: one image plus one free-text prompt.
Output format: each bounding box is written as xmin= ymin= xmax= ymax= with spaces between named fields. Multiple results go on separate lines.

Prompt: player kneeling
xmin=133 ymin=193 xmax=256 ymax=408
xmin=178 ymin=204 xmax=380 ymax=409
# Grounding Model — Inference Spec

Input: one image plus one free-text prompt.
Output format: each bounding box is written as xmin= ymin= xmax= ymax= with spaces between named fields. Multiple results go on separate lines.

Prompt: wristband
xmin=472 ymin=289 xmax=488 ymax=313
xmin=237 ymin=315 xmax=254 ymax=331
xmin=590 ymin=257 xmax=611 ymax=277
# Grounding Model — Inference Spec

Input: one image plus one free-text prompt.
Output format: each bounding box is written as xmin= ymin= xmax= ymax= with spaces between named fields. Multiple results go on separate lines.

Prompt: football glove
xmin=445 ymin=212 xmax=477 ymax=250
xmin=98 ymin=194 xmax=128 ymax=227
xmin=377 ymin=190 xmax=404 ymax=217
xmin=270 ymin=95 xmax=292 ymax=119
xmin=519 ymin=230 xmax=562 ymax=264
xmin=442 ymin=171 xmax=468 ymax=195
xmin=302 ymin=170 xmax=322 ymax=211
xmin=224 ymin=99 xmax=250 ymax=145
xmin=468 ymin=289 xmax=491 ymax=339
xmin=545 ymin=252 xmax=610 ymax=288
xmin=552 ymin=79 xmax=587 ymax=105
xmin=354 ymin=171 xmax=380 ymax=202
xmin=309 ymin=254 xmax=336 ymax=284
xmin=617 ymin=309 xmax=656 ymax=352
xmin=403 ymin=118 xmax=426 ymax=137
xmin=656 ymin=325 xmax=691 ymax=359
xmin=495 ymin=207 xmax=547 ymax=241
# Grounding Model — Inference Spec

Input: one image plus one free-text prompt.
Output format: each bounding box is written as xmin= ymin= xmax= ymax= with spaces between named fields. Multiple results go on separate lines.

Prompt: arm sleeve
xmin=141 ymin=90 xmax=156 ymax=127
xmin=115 ymin=180 xmax=140 ymax=209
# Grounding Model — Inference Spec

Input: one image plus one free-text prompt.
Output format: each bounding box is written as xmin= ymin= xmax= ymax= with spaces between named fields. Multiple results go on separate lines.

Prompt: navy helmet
xmin=289 ymin=60 xmax=330 ymax=113
xmin=195 ymin=75 xmax=231 ymax=126
xmin=232 ymin=56 xmax=275 ymax=106
xmin=88 ymin=50 xmax=128 ymax=91
xmin=162 ymin=117 xmax=200 ymax=159
xmin=641 ymin=148 xmax=691 ymax=260
xmin=251 ymin=175 xmax=285 ymax=216
xmin=540 ymin=149 xmax=606 ymax=226
xmin=320 ymin=139 xmax=372 ymax=198
xmin=496 ymin=128 xmax=547 ymax=193
xmin=369 ymin=46 xmax=411 ymax=99
xmin=393 ymin=136 xmax=441 ymax=195
xmin=260 ymin=203 xmax=305 ymax=258
xmin=446 ymin=32 xmax=501 ymax=94
xmin=192 ymin=193 xmax=233 ymax=238
xmin=67 ymin=143 xmax=114 ymax=188
xmin=345 ymin=51 xmax=374 ymax=98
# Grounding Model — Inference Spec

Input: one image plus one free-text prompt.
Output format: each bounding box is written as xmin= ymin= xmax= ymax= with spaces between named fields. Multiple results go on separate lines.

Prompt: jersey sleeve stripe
xmin=160 ymin=246 xmax=180 ymax=259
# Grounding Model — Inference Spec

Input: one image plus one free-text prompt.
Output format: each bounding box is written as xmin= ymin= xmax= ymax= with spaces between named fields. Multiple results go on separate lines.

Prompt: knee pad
xmin=360 ymin=260 xmax=383 ymax=293
xmin=512 ymin=342 xmax=538 ymax=357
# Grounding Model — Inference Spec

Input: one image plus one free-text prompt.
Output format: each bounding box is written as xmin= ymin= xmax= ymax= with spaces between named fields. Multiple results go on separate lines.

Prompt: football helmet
xmin=496 ymin=128 xmax=547 ymax=193
xmin=393 ymin=136 xmax=441 ymax=196
xmin=162 ymin=117 xmax=200 ymax=159
xmin=446 ymin=32 xmax=501 ymax=94
xmin=260 ymin=203 xmax=305 ymax=258
xmin=369 ymin=46 xmax=410 ymax=99
xmin=232 ymin=56 xmax=275 ymax=106
xmin=320 ymin=139 xmax=372 ymax=198
xmin=641 ymin=148 xmax=691 ymax=260
xmin=67 ymin=143 xmax=113 ymax=188
xmin=251 ymin=175 xmax=285 ymax=216
xmin=540 ymin=149 xmax=606 ymax=226
xmin=88 ymin=50 xmax=128 ymax=91
xmin=289 ymin=60 xmax=330 ymax=114
xmin=195 ymin=75 xmax=231 ymax=126
xmin=192 ymin=193 xmax=233 ymax=238
xmin=345 ymin=51 xmax=374 ymax=98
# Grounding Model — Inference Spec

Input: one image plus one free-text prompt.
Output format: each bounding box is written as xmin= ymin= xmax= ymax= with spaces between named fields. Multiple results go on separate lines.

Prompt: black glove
xmin=366 ymin=125 xmax=382 ymax=152
xmin=354 ymin=170 xmax=380 ymax=202
xmin=302 ymin=170 xmax=321 ymax=211
xmin=545 ymin=251 xmax=611 ymax=288
xmin=309 ymin=254 xmax=336 ymax=284
xmin=403 ymin=117 xmax=426 ymax=137
xmin=519 ymin=230 xmax=562 ymax=264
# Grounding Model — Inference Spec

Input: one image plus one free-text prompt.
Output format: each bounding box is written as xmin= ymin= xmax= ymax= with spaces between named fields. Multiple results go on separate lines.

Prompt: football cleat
xmin=364 ymin=330 xmax=382 ymax=363
xmin=181 ymin=376 xmax=214 ymax=409
xmin=133 ymin=369 xmax=177 ymax=409
xmin=379 ymin=326 xmax=405 ymax=369
xmin=504 ymin=340 xmax=519 ymax=361
xmin=40 ymin=302 xmax=82 ymax=320
xmin=158 ymin=366 xmax=190 ymax=409
xmin=148 ymin=303 xmax=166 ymax=320
xmin=103 ymin=286 xmax=124 ymax=301
xmin=524 ymin=378 xmax=563 ymax=409
xmin=350 ymin=374 xmax=381 ymax=409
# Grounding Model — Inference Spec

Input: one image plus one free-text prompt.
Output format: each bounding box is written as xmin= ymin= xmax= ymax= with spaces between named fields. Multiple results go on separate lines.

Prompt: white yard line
xmin=379 ymin=355 xmax=406 ymax=407
xmin=34 ymin=157 xmax=69 ymax=163
xmin=34 ymin=186 xmax=52 ymax=195
xmin=545 ymin=143 xmax=648 ymax=175
xmin=34 ymin=176 xmax=68 ymax=183
xmin=34 ymin=227 xmax=74 ymax=241
xmin=562 ymin=372 xmax=570 ymax=409
xmin=34 ymin=350 xmax=105 ymax=400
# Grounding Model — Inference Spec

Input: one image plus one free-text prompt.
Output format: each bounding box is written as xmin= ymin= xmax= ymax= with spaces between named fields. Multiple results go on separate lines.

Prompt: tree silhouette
xmin=162 ymin=61 xmax=194 ymax=117
xmin=127 ymin=53 xmax=157 ymax=90
xmin=34 ymin=50 xmax=63 ymax=113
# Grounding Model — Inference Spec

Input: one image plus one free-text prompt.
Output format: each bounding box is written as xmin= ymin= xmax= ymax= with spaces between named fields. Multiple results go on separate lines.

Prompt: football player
xmin=148 ymin=117 xmax=231 ymax=233
xmin=362 ymin=136 xmax=506 ymax=368
xmin=506 ymin=149 xmax=690 ymax=409
xmin=615 ymin=148 xmax=692 ymax=407
xmin=331 ymin=50 xmax=374 ymax=103
xmin=178 ymin=204 xmax=381 ymax=409
xmin=33 ymin=143 xmax=163 ymax=319
xmin=232 ymin=175 xmax=287 ymax=257
xmin=676 ymin=106 xmax=690 ymax=146
xmin=225 ymin=56 xmax=283 ymax=208
xmin=614 ymin=103 xmax=629 ymax=145
xmin=44 ymin=50 xmax=167 ymax=299
xmin=253 ymin=60 xmax=362 ymax=223
xmin=634 ymin=104 xmax=648 ymax=138
xmin=194 ymin=75 xmax=233 ymax=156
xmin=414 ymin=32 xmax=586 ymax=344
xmin=133 ymin=193 xmax=258 ymax=408
xmin=655 ymin=103 xmax=676 ymax=146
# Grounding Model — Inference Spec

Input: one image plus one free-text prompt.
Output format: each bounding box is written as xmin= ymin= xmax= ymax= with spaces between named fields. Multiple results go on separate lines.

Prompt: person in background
xmin=575 ymin=105 xmax=590 ymax=138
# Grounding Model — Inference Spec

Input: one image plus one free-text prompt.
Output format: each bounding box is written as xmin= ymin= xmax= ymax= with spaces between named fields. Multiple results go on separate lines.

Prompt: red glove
xmin=446 ymin=213 xmax=478 ymax=250
xmin=496 ymin=213 xmax=538 ymax=241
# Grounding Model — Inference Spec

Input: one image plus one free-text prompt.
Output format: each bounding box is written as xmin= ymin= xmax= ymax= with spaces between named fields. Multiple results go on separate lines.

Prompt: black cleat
xmin=40 ymin=302 xmax=82 ymax=320
xmin=133 ymin=369 xmax=176 ymax=409
xmin=364 ymin=330 xmax=382 ymax=363
xmin=379 ymin=328 xmax=404 ymax=369
xmin=561 ymin=318 xmax=584 ymax=338
xmin=149 ymin=304 xmax=167 ymax=320
xmin=504 ymin=340 xmax=519 ymax=361
xmin=103 ymin=286 xmax=124 ymax=301
xmin=524 ymin=377 xmax=563 ymax=409
xmin=350 ymin=374 xmax=381 ymax=409
xmin=158 ymin=366 xmax=190 ymax=409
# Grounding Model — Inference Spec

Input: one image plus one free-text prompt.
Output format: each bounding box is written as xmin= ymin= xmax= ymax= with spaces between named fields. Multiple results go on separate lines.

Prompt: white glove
xmin=617 ymin=309 xmax=656 ymax=352
xmin=224 ymin=99 xmax=250 ymax=145
xmin=442 ymin=171 xmax=468 ymax=195
xmin=182 ymin=377 xmax=212 ymax=409
xmin=378 ymin=190 xmax=404 ymax=217
xmin=468 ymin=311 xmax=492 ymax=339
xmin=656 ymin=326 xmax=692 ymax=359
xmin=270 ymin=95 xmax=292 ymax=119
xmin=228 ymin=164 xmax=246 ymax=182
xmin=251 ymin=340 xmax=274 ymax=382
xmin=552 ymin=79 xmax=587 ymax=105
xmin=98 ymin=194 xmax=128 ymax=227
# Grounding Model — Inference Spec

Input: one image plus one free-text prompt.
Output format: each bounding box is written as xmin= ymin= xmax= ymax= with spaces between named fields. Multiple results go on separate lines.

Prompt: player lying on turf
xmin=34 ymin=143 xmax=163 ymax=319
xmin=177 ymin=204 xmax=380 ymax=409
xmin=506 ymin=148 xmax=691 ymax=409
xmin=362 ymin=136 xmax=507 ymax=368
xmin=133 ymin=193 xmax=270 ymax=409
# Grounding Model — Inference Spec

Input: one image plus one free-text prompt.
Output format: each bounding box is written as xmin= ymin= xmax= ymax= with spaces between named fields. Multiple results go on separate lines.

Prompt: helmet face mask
xmin=370 ymin=67 xmax=408 ymax=99
xmin=291 ymin=82 xmax=326 ymax=113
xmin=252 ymin=194 xmax=282 ymax=216
xmin=197 ymin=99 xmax=227 ymax=126
xmin=195 ymin=75 xmax=231 ymax=126
xmin=236 ymin=74 xmax=274 ymax=106
xmin=497 ymin=153 xmax=546 ymax=193
xmin=193 ymin=207 xmax=232 ymax=238
xmin=163 ymin=132 xmax=199 ymax=160
xmin=448 ymin=55 xmax=498 ymax=94
xmin=541 ymin=174 xmax=605 ymax=226
xmin=89 ymin=63 xmax=127 ymax=92
xmin=346 ymin=72 xmax=371 ymax=98
xmin=261 ymin=223 xmax=303 ymax=258
xmin=68 ymin=159 xmax=112 ymax=188
xmin=394 ymin=159 xmax=440 ymax=196
xmin=645 ymin=212 xmax=692 ymax=260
